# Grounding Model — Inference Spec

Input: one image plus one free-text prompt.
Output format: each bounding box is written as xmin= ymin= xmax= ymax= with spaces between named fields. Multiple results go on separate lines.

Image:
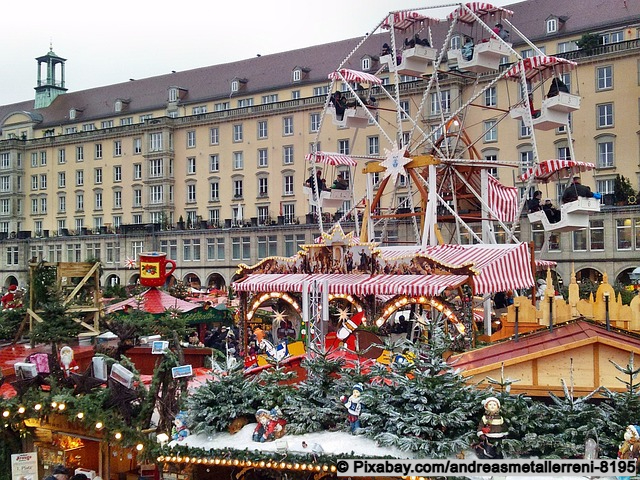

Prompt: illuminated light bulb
xmin=157 ymin=456 xmax=164 ymax=462
xmin=279 ymin=462 xmax=285 ymax=468
xmin=58 ymin=404 xmax=66 ymax=411
xmin=95 ymin=421 xmax=103 ymax=429
xmin=286 ymin=463 xmax=292 ymax=469
xmin=34 ymin=404 xmax=42 ymax=411
xmin=331 ymin=465 xmax=337 ymax=472
xmin=233 ymin=459 xmax=239 ymax=466
xmin=2 ymin=410 xmax=9 ymax=417
xmin=183 ymin=457 xmax=189 ymax=463
xmin=245 ymin=461 xmax=252 ymax=467
xmin=114 ymin=432 xmax=122 ymax=440
xmin=294 ymin=464 xmax=300 ymax=470
xmin=136 ymin=443 xmax=144 ymax=451
xmin=176 ymin=457 xmax=182 ymax=463
xmin=51 ymin=402 xmax=58 ymax=408
xmin=214 ymin=459 xmax=220 ymax=465
xmin=77 ymin=412 xmax=84 ymax=419
xmin=315 ymin=465 xmax=321 ymax=471
xmin=266 ymin=462 xmax=272 ymax=468
xmin=301 ymin=464 xmax=307 ymax=470
xmin=259 ymin=461 xmax=265 ymax=467
xmin=18 ymin=406 xmax=25 ymax=414
xmin=323 ymin=465 xmax=328 ymax=471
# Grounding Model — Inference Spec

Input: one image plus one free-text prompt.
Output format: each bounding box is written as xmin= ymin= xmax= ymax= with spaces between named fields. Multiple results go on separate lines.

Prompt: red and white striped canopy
xmin=305 ymin=152 xmax=357 ymax=167
xmin=487 ymin=175 xmax=519 ymax=223
xmin=233 ymin=273 xmax=467 ymax=297
xmin=536 ymin=259 xmax=557 ymax=271
xmin=504 ymin=56 xmax=578 ymax=83
xmin=520 ymin=159 xmax=596 ymax=183
xmin=380 ymin=243 xmax=535 ymax=294
xmin=328 ymin=69 xmax=383 ymax=85
xmin=381 ymin=11 xmax=440 ymax=31
xmin=447 ymin=2 xmax=514 ymax=24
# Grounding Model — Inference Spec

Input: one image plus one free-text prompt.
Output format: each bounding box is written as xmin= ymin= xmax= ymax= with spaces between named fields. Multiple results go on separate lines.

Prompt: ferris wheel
xmin=306 ymin=2 xmax=588 ymax=248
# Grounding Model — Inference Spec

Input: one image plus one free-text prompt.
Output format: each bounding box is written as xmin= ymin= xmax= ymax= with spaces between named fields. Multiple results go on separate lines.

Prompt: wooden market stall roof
xmin=449 ymin=319 xmax=640 ymax=396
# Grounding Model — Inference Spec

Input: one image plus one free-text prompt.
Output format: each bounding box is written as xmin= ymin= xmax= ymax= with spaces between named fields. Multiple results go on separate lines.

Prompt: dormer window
xmin=292 ymin=69 xmax=302 ymax=82
xmin=230 ymin=78 xmax=248 ymax=94
xmin=546 ymin=18 xmax=557 ymax=34
xmin=361 ymin=57 xmax=372 ymax=71
xmin=114 ymin=99 xmax=130 ymax=113
xmin=69 ymin=108 xmax=82 ymax=120
xmin=168 ymin=86 xmax=188 ymax=103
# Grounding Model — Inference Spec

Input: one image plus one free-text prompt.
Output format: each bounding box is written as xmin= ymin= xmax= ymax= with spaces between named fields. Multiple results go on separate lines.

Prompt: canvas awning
xmin=328 ymin=69 xmax=383 ymax=85
xmin=381 ymin=11 xmax=440 ymax=31
xmin=504 ymin=55 xmax=577 ymax=83
xmin=305 ymin=152 xmax=357 ymax=167
xmin=447 ymin=2 xmax=514 ymax=24
xmin=105 ymin=288 xmax=200 ymax=314
xmin=519 ymin=159 xmax=596 ymax=183
xmin=233 ymin=273 xmax=468 ymax=297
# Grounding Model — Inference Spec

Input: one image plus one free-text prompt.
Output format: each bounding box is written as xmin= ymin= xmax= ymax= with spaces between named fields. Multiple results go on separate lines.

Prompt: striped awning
xmin=381 ymin=11 xmax=440 ymax=31
xmin=536 ymin=259 xmax=557 ymax=270
xmin=505 ymin=56 xmax=578 ymax=82
xmin=328 ymin=69 xmax=383 ymax=85
xmin=488 ymin=175 xmax=519 ymax=222
xmin=520 ymin=159 xmax=596 ymax=183
xmin=305 ymin=152 xmax=357 ymax=167
xmin=233 ymin=273 xmax=467 ymax=297
xmin=447 ymin=2 xmax=514 ymax=24
xmin=379 ymin=243 xmax=535 ymax=294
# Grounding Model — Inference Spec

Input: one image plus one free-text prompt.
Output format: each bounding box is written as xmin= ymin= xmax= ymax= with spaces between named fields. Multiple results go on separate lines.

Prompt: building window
xmin=133 ymin=164 xmax=142 ymax=180
xmin=187 ymin=157 xmax=196 ymax=175
xmin=258 ymin=177 xmax=268 ymax=196
xmin=233 ymin=124 xmax=243 ymax=143
xmin=596 ymin=66 xmax=613 ymax=90
xmin=209 ymin=209 xmax=220 ymax=228
xmin=258 ymin=120 xmax=268 ymax=139
xmin=399 ymin=101 xmax=410 ymax=120
xmin=205 ymin=156 xmax=218 ymax=175
xmin=76 ymin=146 xmax=84 ymax=162
xmin=430 ymin=90 xmax=450 ymax=115
xmin=210 ymin=181 xmax=219 ymax=201
xmin=557 ymin=146 xmax=571 ymax=161
xmin=76 ymin=170 xmax=84 ymax=186
xmin=210 ymin=127 xmax=219 ymax=145
xmin=134 ymin=138 xmax=142 ymax=154
xmin=283 ymin=204 xmax=296 ymax=224
xmin=133 ymin=189 xmax=142 ymax=207
xmin=483 ymin=120 xmax=498 ymax=142
xmin=150 ymin=159 xmax=163 ymax=178
xmin=95 ymin=191 xmax=103 ymax=210
xmin=368 ymin=136 xmax=379 ymax=155
xmin=95 ymin=168 xmax=102 ymax=184
xmin=546 ymin=18 xmax=557 ymax=34
xmin=284 ymin=175 xmax=294 ymax=195
xmin=601 ymin=31 xmax=624 ymax=44
xmin=361 ymin=57 xmax=371 ymax=70
xmin=597 ymin=103 xmax=614 ymax=128
xmin=114 ymin=140 xmax=122 ymax=156
xmin=150 ymin=132 xmax=163 ymax=151
xmin=192 ymin=105 xmax=207 ymax=114
xmin=113 ymin=165 xmax=122 ymax=182
xmin=283 ymin=146 xmax=294 ymax=165
xmin=292 ymin=69 xmax=301 ymax=82
xmin=187 ymin=184 xmax=196 ymax=203
xmin=484 ymin=87 xmax=497 ymax=107
xmin=596 ymin=178 xmax=615 ymax=195
xmin=58 ymin=149 xmax=66 ymax=164
xmin=257 ymin=206 xmax=270 ymax=224
xmin=95 ymin=144 xmax=102 ymax=159
xmin=617 ymin=218 xmax=633 ymax=250
xmin=186 ymin=131 xmax=196 ymax=148
xmin=283 ymin=117 xmax=293 ymax=136
xmin=519 ymin=150 xmax=533 ymax=175
xmin=58 ymin=195 xmax=66 ymax=213
xmin=76 ymin=193 xmax=84 ymax=212
xmin=233 ymin=152 xmax=244 ymax=170
xmin=485 ymin=153 xmax=498 ymax=177
xmin=310 ymin=113 xmax=321 ymax=132
xmin=233 ymin=180 xmax=243 ymax=198
xmin=338 ymin=139 xmax=350 ymax=155
xmin=151 ymin=185 xmax=163 ymax=204
xmin=596 ymin=138 xmax=615 ymax=168
xmin=590 ymin=220 xmax=605 ymax=250
xmin=114 ymin=190 xmax=122 ymax=208
xmin=257 ymin=149 xmax=268 ymax=168
xmin=56 ymin=172 xmax=66 ymax=188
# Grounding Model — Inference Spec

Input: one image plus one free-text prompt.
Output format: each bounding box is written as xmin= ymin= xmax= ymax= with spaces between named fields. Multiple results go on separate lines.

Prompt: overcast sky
xmin=0 ymin=0 xmax=519 ymax=106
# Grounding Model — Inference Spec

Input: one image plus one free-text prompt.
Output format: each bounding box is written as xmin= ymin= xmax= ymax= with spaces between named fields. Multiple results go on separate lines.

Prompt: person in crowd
xmin=331 ymin=173 xmax=349 ymax=190
xmin=462 ymin=36 xmax=474 ymax=61
xmin=71 ymin=474 xmax=89 ymax=480
xmin=44 ymin=465 xmax=70 ymax=480
xmin=543 ymin=198 xmax=561 ymax=223
xmin=306 ymin=170 xmax=329 ymax=193
xmin=492 ymin=23 xmax=510 ymax=41
xmin=561 ymin=176 xmax=597 ymax=203
xmin=413 ymin=33 xmax=430 ymax=47
xmin=547 ymin=77 xmax=570 ymax=98
xmin=330 ymin=91 xmax=348 ymax=120
xmin=404 ymin=36 xmax=416 ymax=48
xmin=381 ymin=43 xmax=391 ymax=56
xmin=528 ymin=190 xmax=543 ymax=213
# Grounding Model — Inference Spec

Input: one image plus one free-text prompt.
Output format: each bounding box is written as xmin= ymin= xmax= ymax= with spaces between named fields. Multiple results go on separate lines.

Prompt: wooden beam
xmin=63 ymin=262 xmax=100 ymax=305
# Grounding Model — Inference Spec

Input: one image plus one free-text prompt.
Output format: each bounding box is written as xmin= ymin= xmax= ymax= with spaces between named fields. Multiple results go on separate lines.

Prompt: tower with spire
xmin=34 ymin=44 xmax=67 ymax=109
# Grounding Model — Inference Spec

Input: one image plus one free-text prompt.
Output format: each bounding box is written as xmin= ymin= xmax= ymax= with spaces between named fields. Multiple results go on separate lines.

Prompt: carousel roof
xmin=105 ymin=288 xmax=200 ymax=315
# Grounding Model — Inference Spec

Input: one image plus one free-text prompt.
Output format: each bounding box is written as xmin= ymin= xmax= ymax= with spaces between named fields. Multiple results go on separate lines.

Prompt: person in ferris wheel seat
xmin=492 ymin=23 xmax=510 ymax=41
xmin=462 ymin=36 xmax=474 ymax=61
xmin=543 ymin=199 xmax=561 ymax=223
xmin=331 ymin=173 xmax=349 ymax=190
xmin=561 ymin=176 xmax=600 ymax=203
xmin=527 ymin=190 xmax=543 ymax=213
xmin=381 ymin=43 xmax=391 ymax=56
xmin=547 ymin=77 xmax=570 ymax=98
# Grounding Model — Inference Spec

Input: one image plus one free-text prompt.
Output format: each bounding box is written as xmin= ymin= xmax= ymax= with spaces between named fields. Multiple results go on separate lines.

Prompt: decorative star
xmin=337 ymin=307 xmax=351 ymax=322
xmin=70 ymin=367 xmax=105 ymax=395
xmin=124 ymin=257 xmax=137 ymax=269
xmin=415 ymin=312 xmax=430 ymax=328
xmin=103 ymin=378 xmax=139 ymax=425
xmin=273 ymin=310 xmax=287 ymax=323
xmin=10 ymin=375 xmax=45 ymax=397
xmin=379 ymin=146 xmax=410 ymax=185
